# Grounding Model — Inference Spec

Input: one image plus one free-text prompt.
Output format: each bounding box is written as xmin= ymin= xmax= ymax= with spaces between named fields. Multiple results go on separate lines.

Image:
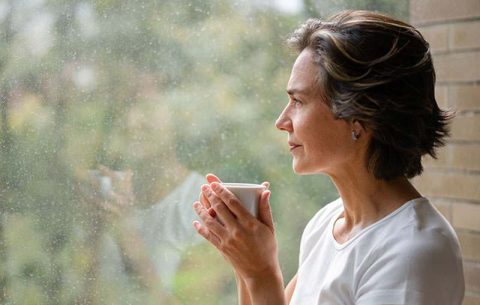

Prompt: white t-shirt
xmin=290 ymin=197 xmax=464 ymax=305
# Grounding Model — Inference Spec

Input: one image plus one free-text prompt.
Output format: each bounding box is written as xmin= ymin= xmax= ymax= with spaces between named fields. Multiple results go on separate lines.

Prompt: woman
xmin=192 ymin=10 xmax=465 ymax=305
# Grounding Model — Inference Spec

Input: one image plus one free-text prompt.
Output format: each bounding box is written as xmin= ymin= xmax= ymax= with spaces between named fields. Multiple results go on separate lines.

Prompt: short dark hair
xmin=286 ymin=10 xmax=453 ymax=180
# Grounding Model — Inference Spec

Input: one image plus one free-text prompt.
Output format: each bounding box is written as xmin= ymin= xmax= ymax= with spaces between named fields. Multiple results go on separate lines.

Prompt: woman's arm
xmin=285 ymin=273 xmax=298 ymax=305
xmin=236 ymin=272 xmax=253 ymax=305
xmin=236 ymin=272 xmax=297 ymax=305
xmin=243 ymin=270 xmax=286 ymax=305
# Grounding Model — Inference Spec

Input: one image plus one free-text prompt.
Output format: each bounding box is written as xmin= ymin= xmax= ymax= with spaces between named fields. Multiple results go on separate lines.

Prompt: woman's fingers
xmin=199 ymin=193 xmax=218 ymax=219
xmin=193 ymin=221 xmax=222 ymax=248
xmin=199 ymin=173 xmax=222 ymax=209
xmin=192 ymin=201 xmax=224 ymax=247
xmin=199 ymin=191 xmax=211 ymax=209
xmin=201 ymin=184 xmax=237 ymax=226
xmin=206 ymin=173 xmax=222 ymax=184
xmin=208 ymin=207 xmax=217 ymax=218
xmin=208 ymin=183 xmax=252 ymax=221
xmin=262 ymin=181 xmax=270 ymax=190
xmin=258 ymin=190 xmax=274 ymax=232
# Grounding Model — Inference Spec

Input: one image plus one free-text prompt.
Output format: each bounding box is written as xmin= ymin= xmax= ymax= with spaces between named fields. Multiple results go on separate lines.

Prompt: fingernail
xmin=193 ymin=202 xmax=200 ymax=209
xmin=208 ymin=207 xmax=217 ymax=218
xmin=201 ymin=185 xmax=209 ymax=192
xmin=193 ymin=221 xmax=200 ymax=229
xmin=211 ymin=182 xmax=220 ymax=190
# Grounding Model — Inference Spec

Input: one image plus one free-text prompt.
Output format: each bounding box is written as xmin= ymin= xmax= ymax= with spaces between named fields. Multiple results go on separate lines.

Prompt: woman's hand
xmin=199 ymin=174 xmax=270 ymax=220
xmin=192 ymin=176 xmax=280 ymax=282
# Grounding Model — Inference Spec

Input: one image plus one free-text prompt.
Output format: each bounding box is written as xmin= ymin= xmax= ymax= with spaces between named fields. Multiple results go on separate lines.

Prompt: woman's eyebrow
xmin=286 ymin=88 xmax=308 ymax=96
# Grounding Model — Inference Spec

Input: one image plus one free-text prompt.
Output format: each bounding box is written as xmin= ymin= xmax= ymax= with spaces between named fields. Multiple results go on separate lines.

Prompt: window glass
xmin=0 ymin=0 xmax=407 ymax=304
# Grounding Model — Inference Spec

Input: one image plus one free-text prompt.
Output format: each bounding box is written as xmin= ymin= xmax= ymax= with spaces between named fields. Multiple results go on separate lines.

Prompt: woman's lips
xmin=288 ymin=141 xmax=301 ymax=151
xmin=289 ymin=145 xmax=301 ymax=151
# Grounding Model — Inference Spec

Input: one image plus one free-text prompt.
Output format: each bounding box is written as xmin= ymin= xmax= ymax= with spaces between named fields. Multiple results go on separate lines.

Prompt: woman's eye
xmin=292 ymin=99 xmax=302 ymax=107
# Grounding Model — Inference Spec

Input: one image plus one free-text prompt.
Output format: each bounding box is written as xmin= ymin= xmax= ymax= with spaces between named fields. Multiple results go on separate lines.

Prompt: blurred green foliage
xmin=0 ymin=0 xmax=407 ymax=304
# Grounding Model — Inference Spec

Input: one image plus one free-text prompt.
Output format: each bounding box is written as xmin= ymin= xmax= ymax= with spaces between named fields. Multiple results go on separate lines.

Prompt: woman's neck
xmin=329 ymin=166 xmax=422 ymax=230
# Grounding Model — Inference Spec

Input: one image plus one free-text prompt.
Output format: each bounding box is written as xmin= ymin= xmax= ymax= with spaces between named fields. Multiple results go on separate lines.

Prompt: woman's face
xmin=275 ymin=49 xmax=358 ymax=175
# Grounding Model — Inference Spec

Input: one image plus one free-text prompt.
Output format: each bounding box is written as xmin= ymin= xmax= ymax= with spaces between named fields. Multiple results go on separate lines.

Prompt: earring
xmin=351 ymin=130 xmax=359 ymax=141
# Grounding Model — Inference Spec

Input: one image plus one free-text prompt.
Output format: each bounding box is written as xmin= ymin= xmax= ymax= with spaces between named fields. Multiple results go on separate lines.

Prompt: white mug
xmin=221 ymin=183 xmax=266 ymax=218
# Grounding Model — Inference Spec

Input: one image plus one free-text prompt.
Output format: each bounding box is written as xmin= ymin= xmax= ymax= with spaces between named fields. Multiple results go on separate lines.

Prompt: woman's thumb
xmin=258 ymin=190 xmax=274 ymax=232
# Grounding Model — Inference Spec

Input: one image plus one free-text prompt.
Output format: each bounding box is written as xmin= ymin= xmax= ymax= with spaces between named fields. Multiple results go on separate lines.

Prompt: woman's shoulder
xmin=395 ymin=197 xmax=459 ymax=243
xmin=355 ymin=198 xmax=464 ymax=297
xmin=374 ymin=197 xmax=462 ymax=262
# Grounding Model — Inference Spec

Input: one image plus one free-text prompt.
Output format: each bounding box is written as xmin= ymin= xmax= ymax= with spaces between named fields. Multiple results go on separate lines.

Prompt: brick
xmin=463 ymin=293 xmax=480 ymax=305
xmin=450 ymin=84 xmax=480 ymax=111
xmin=434 ymin=51 xmax=480 ymax=83
xmin=423 ymin=144 xmax=480 ymax=171
xmin=435 ymin=85 xmax=449 ymax=109
xmin=418 ymin=25 xmax=448 ymax=53
xmin=453 ymin=202 xmax=480 ymax=231
xmin=422 ymin=145 xmax=448 ymax=169
xmin=450 ymin=20 xmax=480 ymax=50
xmin=448 ymin=145 xmax=480 ymax=171
xmin=413 ymin=172 xmax=480 ymax=202
xmin=410 ymin=0 xmax=480 ymax=25
xmin=464 ymin=261 xmax=480 ymax=292
xmin=451 ymin=115 xmax=480 ymax=141
xmin=458 ymin=230 xmax=480 ymax=261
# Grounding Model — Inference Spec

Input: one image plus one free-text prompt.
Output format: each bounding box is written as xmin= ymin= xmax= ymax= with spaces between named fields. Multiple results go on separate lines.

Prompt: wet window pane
xmin=0 ymin=0 xmax=407 ymax=304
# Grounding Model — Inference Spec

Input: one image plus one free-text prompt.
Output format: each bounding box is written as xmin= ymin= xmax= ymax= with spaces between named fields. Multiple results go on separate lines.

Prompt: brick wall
xmin=410 ymin=0 xmax=480 ymax=304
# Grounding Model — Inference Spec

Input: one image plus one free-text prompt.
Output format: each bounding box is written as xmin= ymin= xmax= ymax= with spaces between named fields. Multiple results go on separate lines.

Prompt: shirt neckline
xmin=330 ymin=196 xmax=427 ymax=250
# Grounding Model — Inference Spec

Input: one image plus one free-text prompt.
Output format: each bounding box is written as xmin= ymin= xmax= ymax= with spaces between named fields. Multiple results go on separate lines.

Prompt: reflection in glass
xmin=0 ymin=0 xmax=407 ymax=303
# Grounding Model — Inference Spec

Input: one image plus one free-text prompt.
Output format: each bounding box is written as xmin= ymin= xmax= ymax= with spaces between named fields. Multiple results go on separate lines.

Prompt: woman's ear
xmin=352 ymin=120 xmax=367 ymax=132
xmin=351 ymin=119 xmax=371 ymax=141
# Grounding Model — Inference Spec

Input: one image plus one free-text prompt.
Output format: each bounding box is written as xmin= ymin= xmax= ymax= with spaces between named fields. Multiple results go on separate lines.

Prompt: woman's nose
xmin=275 ymin=109 xmax=292 ymax=132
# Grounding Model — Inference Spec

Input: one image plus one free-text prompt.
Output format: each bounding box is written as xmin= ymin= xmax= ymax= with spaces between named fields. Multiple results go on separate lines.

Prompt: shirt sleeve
xmin=355 ymin=229 xmax=464 ymax=305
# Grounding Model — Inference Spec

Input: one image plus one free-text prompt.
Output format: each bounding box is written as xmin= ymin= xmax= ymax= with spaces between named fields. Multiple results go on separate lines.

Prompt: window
xmin=0 ymin=0 xmax=407 ymax=304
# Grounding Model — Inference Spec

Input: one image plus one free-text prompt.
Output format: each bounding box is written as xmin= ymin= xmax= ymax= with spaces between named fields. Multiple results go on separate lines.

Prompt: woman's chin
xmin=292 ymin=161 xmax=311 ymax=175
xmin=293 ymin=160 xmax=324 ymax=175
